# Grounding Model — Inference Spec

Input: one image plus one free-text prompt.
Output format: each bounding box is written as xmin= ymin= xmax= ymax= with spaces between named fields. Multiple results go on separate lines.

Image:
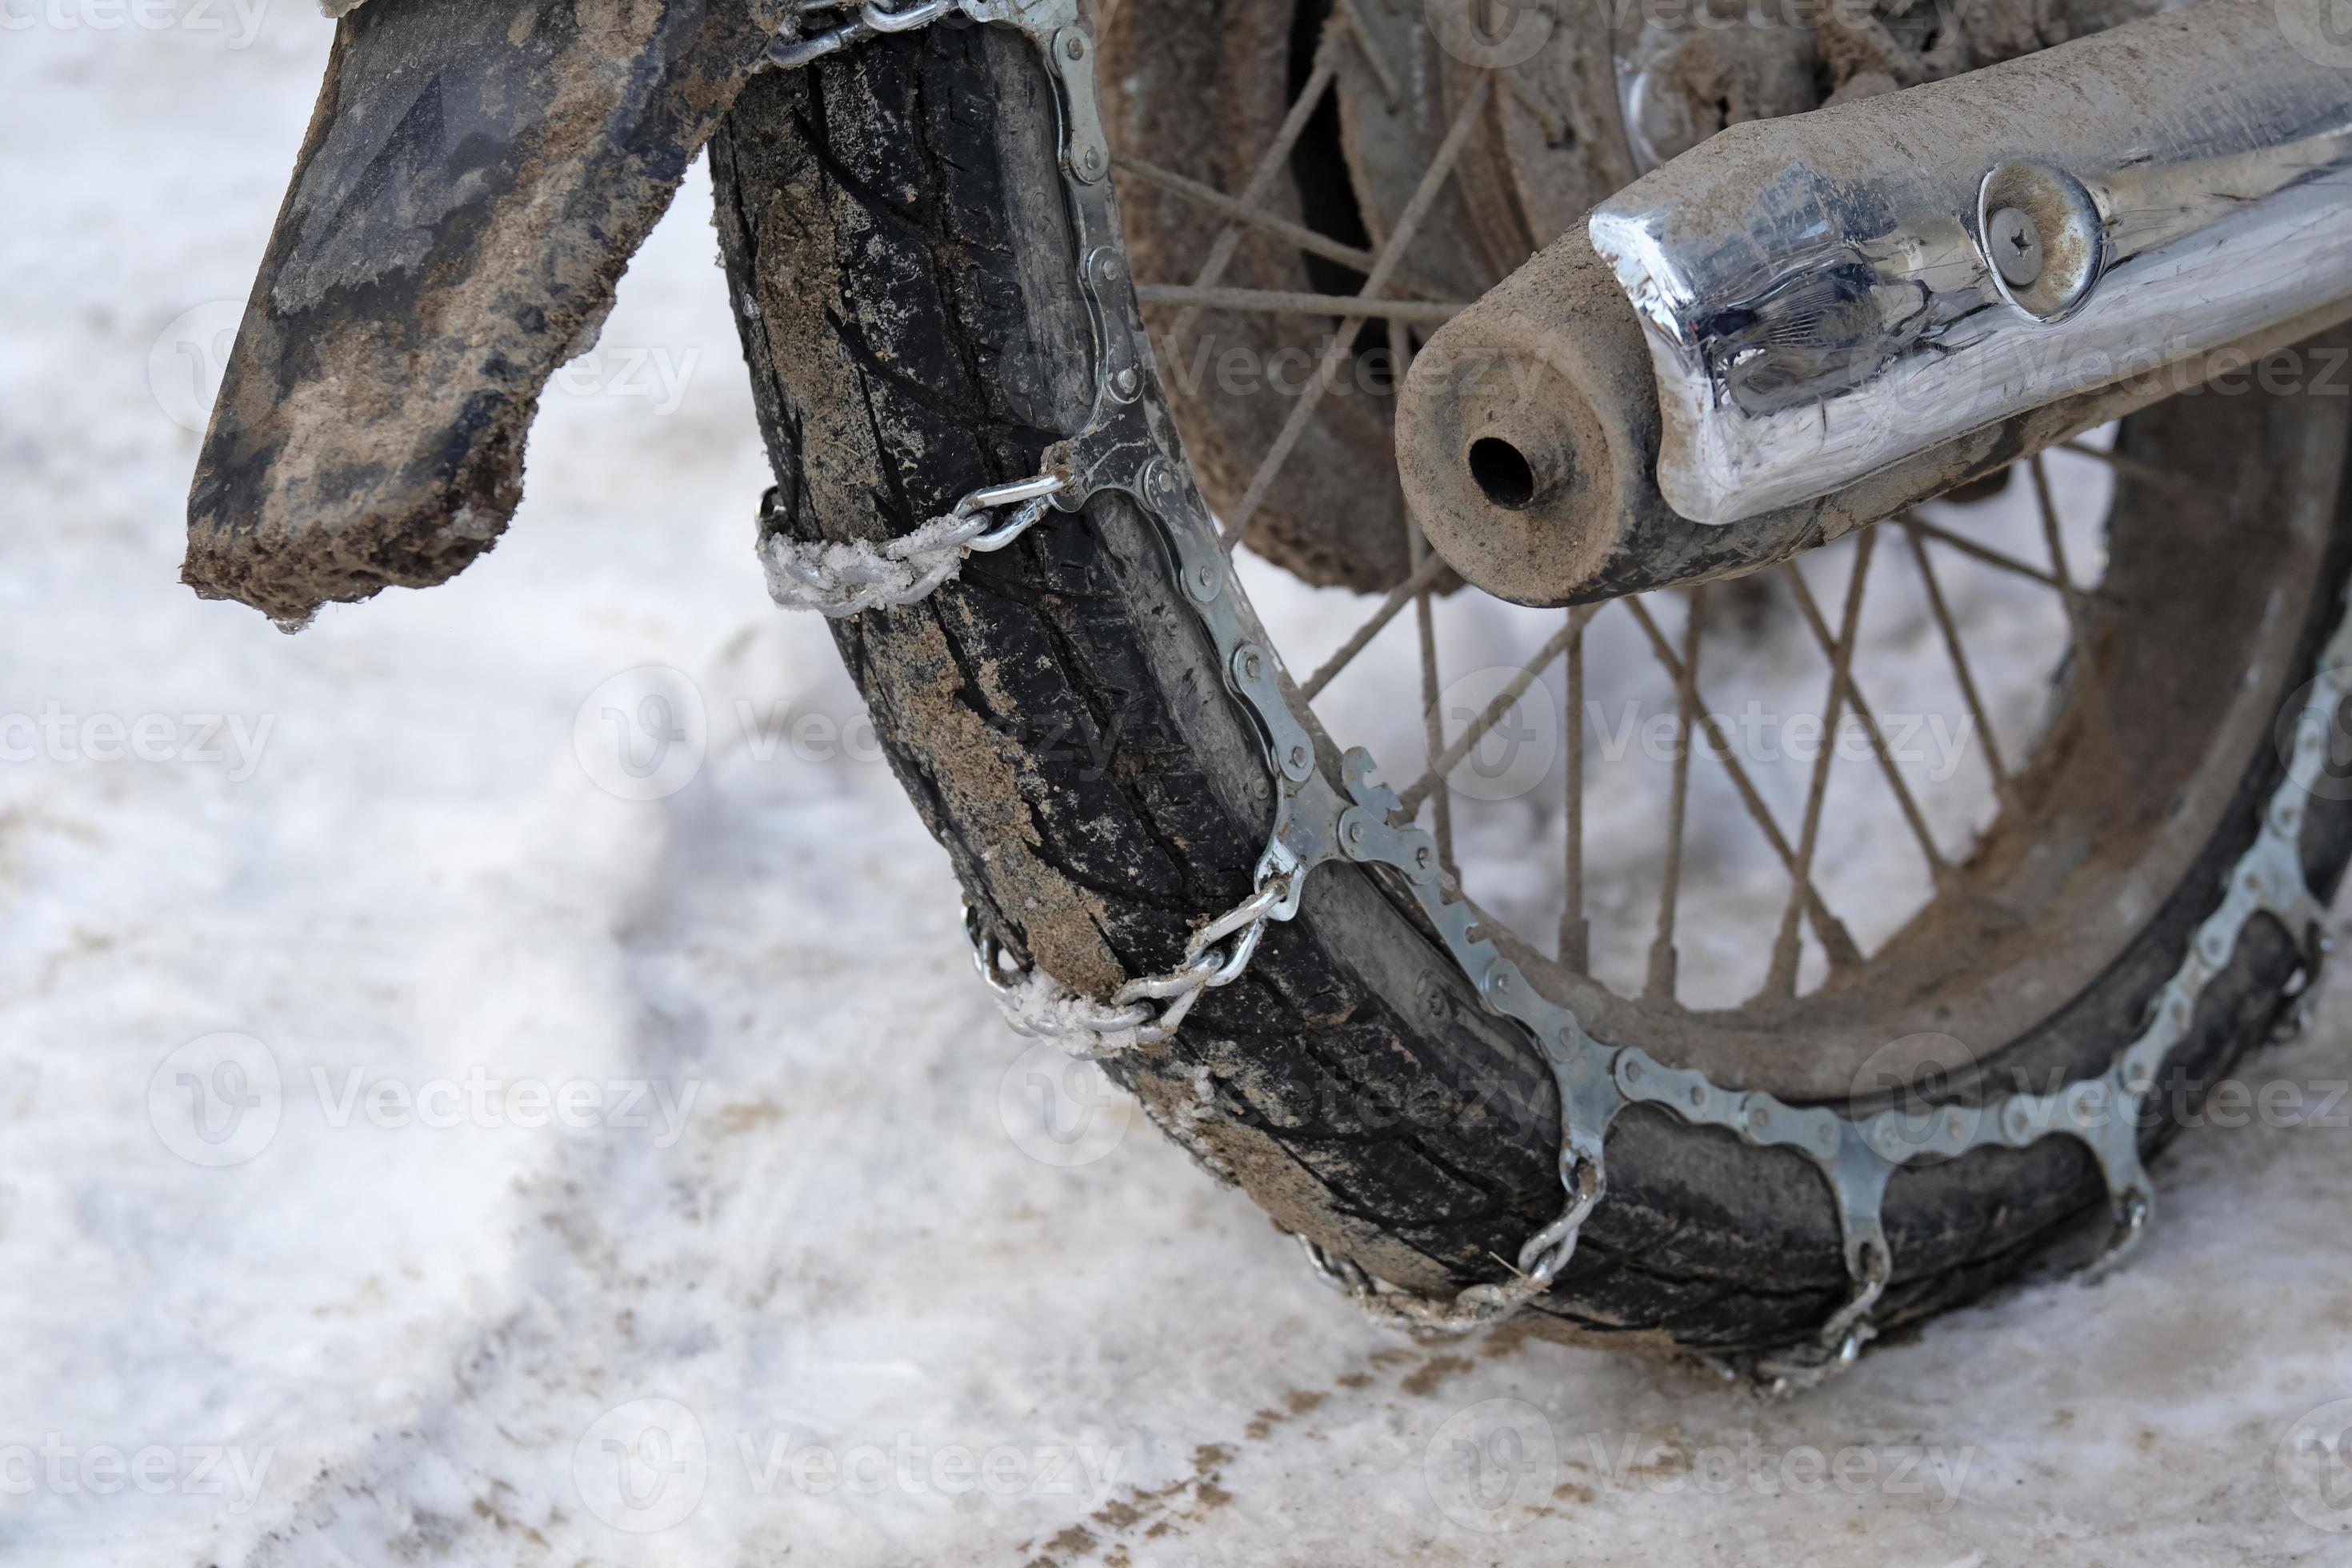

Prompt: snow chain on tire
xmin=758 ymin=0 xmax=2338 ymax=1391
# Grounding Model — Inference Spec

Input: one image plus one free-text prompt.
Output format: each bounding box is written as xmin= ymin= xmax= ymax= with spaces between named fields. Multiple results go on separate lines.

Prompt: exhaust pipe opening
xmin=1469 ymin=438 xmax=1542 ymax=510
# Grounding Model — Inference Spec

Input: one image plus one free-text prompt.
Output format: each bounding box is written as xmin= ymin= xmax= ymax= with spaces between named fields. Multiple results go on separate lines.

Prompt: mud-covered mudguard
xmin=184 ymin=0 xmax=790 ymax=626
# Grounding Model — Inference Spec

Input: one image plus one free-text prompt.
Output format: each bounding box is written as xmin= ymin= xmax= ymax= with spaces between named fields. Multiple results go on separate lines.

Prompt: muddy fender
xmin=185 ymin=0 xmax=789 ymax=625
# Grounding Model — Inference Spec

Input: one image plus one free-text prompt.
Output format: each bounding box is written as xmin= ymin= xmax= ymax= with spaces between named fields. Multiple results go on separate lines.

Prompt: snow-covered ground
xmin=5 ymin=9 xmax=2352 ymax=1566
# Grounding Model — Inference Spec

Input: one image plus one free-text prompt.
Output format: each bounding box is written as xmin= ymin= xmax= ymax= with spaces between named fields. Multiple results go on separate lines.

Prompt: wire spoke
xmin=1382 ymin=319 xmax=1456 ymax=881
xmin=2055 ymin=438 xmax=2185 ymax=495
xmin=1498 ymin=66 xmax=1568 ymax=143
xmin=1164 ymin=23 xmax=1345 ymax=349
xmin=1560 ymin=608 xmax=1589 ymax=974
xmin=1781 ymin=554 xmax=1951 ymax=883
xmin=1133 ymin=285 xmax=1467 ymax=322
xmin=1218 ymin=74 xmax=1494 ymax=549
xmin=1409 ymin=521 xmax=1459 ymax=882
xmin=1299 ymin=552 xmax=1451 ymax=701
xmin=1903 ymin=518 xmax=2017 ymax=811
xmin=1904 ymin=512 xmax=2073 ymax=594
xmin=1619 ymin=596 xmax=1865 ymax=971
xmin=2029 ymin=455 xmax=2099 ymax=668
xmin=1761 ymin=535 xmax=1875 ymax=1001
xmin=1334 ymin=0 xmax=1402 ymax=106
xmin=1398 ymin=609 xmax=1593 ymax=817
xmin=1648 ymin=587 xmax=1708 ymax=1002
xmin=1112 ymin=154 xmax=1450 ymax=301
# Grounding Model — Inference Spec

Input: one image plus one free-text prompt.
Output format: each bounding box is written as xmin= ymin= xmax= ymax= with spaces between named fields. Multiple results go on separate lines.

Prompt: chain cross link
xmin=758 ymin=474 xmax=1066 ymax=618
xmin=1293 ymin=1154 xmax=1602 ymax=1338
xmin=967 ymin=854 xmax=1300 ymax=1058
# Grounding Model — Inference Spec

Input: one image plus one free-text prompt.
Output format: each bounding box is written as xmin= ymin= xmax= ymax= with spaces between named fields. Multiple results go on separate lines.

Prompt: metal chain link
xmin=1739 ymin=1242 xmax=1889 ymax=1395
xmin=2270 ymin=931 xmax=2334 ymax=1044
xmin=966 ymin=856 xmax=1299 ymax=1058
xmin=1291 ymin=1156 xmax=1603 ymax=1338
xmin=758 ymin=474 xmax=1066 ymax=618
xmin=771 ymin=0 xmax=958 ymax=70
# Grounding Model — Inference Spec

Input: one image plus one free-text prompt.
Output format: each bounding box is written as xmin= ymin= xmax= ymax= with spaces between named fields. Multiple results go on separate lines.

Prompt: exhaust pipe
xmin=1399 ymin=0 xmax=2352 ymax=606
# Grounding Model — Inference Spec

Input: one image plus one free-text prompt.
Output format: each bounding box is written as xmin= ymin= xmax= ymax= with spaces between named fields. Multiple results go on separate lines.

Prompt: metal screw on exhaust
xmin=1987 ymin=206 xmax=2044 ymax=287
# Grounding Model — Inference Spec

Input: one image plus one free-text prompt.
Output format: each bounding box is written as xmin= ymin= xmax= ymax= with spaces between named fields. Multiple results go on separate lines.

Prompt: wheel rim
xmin=1100 ymin=0 xmax=2349 ymax=1102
